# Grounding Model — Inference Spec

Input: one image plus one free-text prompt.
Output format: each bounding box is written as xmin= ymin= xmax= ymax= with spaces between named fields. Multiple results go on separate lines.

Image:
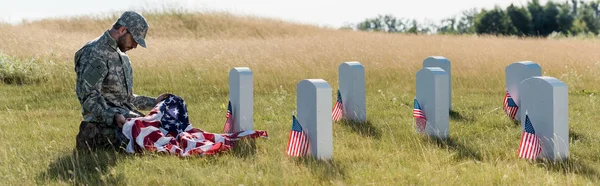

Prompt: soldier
xmin=74 ymin=11 xmax=170 ymax=151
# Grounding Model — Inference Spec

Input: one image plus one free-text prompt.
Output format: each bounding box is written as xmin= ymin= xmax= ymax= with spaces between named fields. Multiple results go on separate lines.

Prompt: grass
xmin=0 ymin=10 xmax=599 ymax=185
xmin=0 ymin=53 xmax=49 ymax=85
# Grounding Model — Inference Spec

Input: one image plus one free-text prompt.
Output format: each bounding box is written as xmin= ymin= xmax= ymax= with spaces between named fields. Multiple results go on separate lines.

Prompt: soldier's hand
xmin=156 ymin=92 xmax=172 ymax=104
xmin=114 ymin=113 xmax=126 ymax=128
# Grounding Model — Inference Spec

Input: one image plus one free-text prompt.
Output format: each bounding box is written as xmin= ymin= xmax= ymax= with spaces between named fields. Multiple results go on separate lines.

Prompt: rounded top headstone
xmin=417 ymin=67 xmax=447 ymax=76
xmin=424 ymin=56 xmax=449 ymax=61
xmin=230 ymin=67 xmax=252 ymax=75
xmin=340 ymin=61 xmax=364 ymax=69
xmin=518 ymin=75 xmax=568 ymax=160
xmin=521 ymin=76 xmax=567 ymax=88
xmin=423 ymin=56 xmax=450 ymax=66
xmin=505 ymin=61 xmax=541 ymax=72
xmin=298 ymin=79 xmax=331 ymax=89
xmin=505 ymin=61 xmax=542 ymax=108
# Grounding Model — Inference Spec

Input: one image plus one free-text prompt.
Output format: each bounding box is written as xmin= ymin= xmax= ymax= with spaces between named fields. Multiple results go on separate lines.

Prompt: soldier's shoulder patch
xmin=84 ymin=59 xmax=108 ymax=86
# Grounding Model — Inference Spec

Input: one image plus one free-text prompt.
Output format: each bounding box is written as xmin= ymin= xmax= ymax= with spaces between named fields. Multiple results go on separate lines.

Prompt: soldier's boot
xmin=75 ymin=121 xmax=99 ymax=152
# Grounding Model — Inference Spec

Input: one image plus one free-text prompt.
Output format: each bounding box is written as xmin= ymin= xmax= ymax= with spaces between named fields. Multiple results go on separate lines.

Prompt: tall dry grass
xmin=0 ymin=10 xmax=599 ymax=185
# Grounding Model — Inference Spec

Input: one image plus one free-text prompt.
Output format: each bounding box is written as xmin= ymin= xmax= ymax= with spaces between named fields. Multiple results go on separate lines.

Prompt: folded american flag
xmin=122 ymin=95 xmax=268 ymax=156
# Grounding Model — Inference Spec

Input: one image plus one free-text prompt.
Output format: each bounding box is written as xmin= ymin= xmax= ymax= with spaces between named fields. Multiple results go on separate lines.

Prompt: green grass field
xmin=0 ymin=11 xmax=599 ymax=185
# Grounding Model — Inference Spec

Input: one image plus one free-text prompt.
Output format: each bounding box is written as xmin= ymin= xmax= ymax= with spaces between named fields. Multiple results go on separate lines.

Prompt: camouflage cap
xmin=116 ymin=11 xmax=148 ymax=48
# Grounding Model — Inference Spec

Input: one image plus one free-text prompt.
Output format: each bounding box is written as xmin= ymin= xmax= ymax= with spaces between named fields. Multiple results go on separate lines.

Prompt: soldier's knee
xmin=76 ymin=121 xmax=100 ymax=151
xmin=76 ymin=121 xmax=127 ymax=152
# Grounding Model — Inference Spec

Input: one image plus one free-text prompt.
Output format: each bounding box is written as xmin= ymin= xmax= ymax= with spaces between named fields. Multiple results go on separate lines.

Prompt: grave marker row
xmin=226 ymin=57 xmax=569 ymax=161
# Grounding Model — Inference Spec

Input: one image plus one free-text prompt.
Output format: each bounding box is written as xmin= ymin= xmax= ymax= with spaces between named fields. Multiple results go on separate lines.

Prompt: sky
xmin=0 ymin=0 xmax=552 ymax=28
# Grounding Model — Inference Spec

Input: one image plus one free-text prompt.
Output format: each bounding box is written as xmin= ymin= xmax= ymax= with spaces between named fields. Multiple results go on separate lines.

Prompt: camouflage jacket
xmin=74 ymin=30 xmax=156 ymax=126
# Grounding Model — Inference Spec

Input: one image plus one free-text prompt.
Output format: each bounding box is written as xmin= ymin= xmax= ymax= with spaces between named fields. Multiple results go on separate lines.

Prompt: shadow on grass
xmin=449 ymin=110 xmax=475 ymax=122
xmin=427 ymin=137 xmax=482 ymax=161
xmin=338 ymin=119 xmax=381 ymax=139
xmin=36 ymin=149 xmax=125 ymax=185
xmin=230 ymin=139 xmax=257 ymax=159
xmin=536 ymin=159 xmax=600 ymax=181
xmin=294 ymin=157 xmax=346 ymax=181
xmin=569 ymin=130 xmax=584 ymax=143
xmin=510 ymin=118 xmax=520 ymax=126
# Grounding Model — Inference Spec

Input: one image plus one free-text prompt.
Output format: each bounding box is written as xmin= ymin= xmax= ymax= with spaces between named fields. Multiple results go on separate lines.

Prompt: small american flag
xmin=286 ymin=115 xmax=310 ymax=157
xmin=223 ymin=101 xmax=234 ymax=133
xmin=413 ymin=98 xmax=427 ymax=134
xmin=518 ymin=114 xmax=542 ymax=160
xmin=503 ymin=91 xmax=519 ymax=120
xmin=332 ymin=90 xmax=343 ymax=121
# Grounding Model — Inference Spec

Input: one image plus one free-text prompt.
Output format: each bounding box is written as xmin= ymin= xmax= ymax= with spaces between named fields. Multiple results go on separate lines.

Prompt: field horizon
xmin=0 ymin=10 xmax=599 ymax=185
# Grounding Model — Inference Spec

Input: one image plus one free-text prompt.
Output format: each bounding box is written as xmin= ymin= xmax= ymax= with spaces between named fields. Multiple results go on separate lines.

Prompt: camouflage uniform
xmin=74 ymin=11 xmax=155 ymax=151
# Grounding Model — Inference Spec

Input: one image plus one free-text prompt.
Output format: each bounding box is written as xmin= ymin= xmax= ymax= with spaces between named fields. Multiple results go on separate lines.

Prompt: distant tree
xmin=381 ymin=15 xmax=399 ymax=32
xmin=507 ymin=4 xmax=533 ymax=36
xmin=339 ymin=23 xmax=355 ymax=30
xmin=457 ymin=8 xmax=478 ymax=34
xmin=420 ymin=19 xmax=437 ymax=34
xmin=357 ymin=17 xmax=381 ymax=32
xmin=357 ymin=18 xmax=373 ymax=31
xmin=571 ymin=17 xmax=589 ymax=34
xmin=355 ymin=14 xmax=409 ymax=33
xmin=350 ymin=0 xmax=600 ymax=37
xmin=557 ymin=3 xmax=575 ymax=35
xmin=579 ymin=2 xmax=600 ymax=34
xmin=541 ymin=1 xmax=560 ymax=36
xmin=438 ymin=17 xmax=457 ymax=34
xmin=528 ymin=0 xmax=545 ymax=35
xmin=591 ymin=1 xmax=600 ymax=17
xmin=475 ymin=7 xmax=515 ymax=35
xmin=571 ymin=0 xmax=578 ymax=15
xmin=407 ymin=20 xmax=419 ymax=34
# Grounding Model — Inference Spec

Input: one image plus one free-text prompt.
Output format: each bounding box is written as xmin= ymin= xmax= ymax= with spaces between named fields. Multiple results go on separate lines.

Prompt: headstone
xmin=505 ymin=61 xmax=542 ymax=120
xmin=297 ymin=79 xmax=333 ymax=160
xmin=423 ymin=56 xmax=452 ymax=110
xmin=416 ymin=67 xmax=450 ymax=139
xmin=519 ymin=76 xmax=568 ymax=161
xmin=229 ymin=67 xmax=253 ymax=132
xmin=338 ymin=62 xmax=366 ymax=122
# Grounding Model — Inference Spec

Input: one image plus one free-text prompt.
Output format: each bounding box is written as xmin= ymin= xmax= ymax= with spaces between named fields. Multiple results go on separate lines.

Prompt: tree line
xmin=344 ymin=0 xmax=600 ymax=37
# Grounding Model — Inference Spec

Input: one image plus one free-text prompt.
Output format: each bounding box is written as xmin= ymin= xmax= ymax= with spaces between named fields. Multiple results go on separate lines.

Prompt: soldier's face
xmin=117 ymin=31 xmax=138 ymax=52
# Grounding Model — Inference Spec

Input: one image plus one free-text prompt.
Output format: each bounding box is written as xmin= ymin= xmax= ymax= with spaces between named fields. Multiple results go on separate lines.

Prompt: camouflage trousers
xmin=75 ymin=121 xmax=129 ymax=151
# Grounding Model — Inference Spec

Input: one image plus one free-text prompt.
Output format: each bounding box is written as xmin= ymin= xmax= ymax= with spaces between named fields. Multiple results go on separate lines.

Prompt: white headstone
xmin=338 ymin=62 xmax=366 ymax=122
xmin=416 ymin=67 xmax=450 ymax=139
xmin=297 ymin=79 xmax=333 ymax=160
xmin=229 ymin=67 xmax=253 ymax=132
xmin=519 ymin=76 xmax=568 ymax=161
xmin=505 ymin=61 xmax=542 ymax=120
xmin=423 ymin=56 xmax=452 ymax=110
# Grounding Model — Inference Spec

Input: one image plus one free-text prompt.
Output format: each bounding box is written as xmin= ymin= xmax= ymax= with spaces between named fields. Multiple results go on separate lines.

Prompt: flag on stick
xmin=332 ymin=90 xmax=343 ymax=121
xmin=413 ymin=98 xmax=427 ymax=134
xmin=286 ymin=115 xmax=310 ymax=157
xmin=503 ymin=91 xmax=519 ymax=120
xmin=518 ymin=113 xmax=542 ymax=160
xmin=223 ymin=101 xmax=234 ymax=133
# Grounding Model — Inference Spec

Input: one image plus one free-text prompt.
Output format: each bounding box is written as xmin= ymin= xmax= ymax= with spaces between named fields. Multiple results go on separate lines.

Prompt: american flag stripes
xmin=121 ymin=95 xmax=268 ymax=157
xmin=332 ymin=90 xmax=343 ymax=121
xmin=286 ymin=115 xmax=310 ymax=157
xmin=503 ymin=91 xmax=519 ymax=120
xmin=413 ymin=98 xmax=427 ymax=134
xmin=518 ymin=114 xmax=542 ymax=160
xmin=223 ymin=101 xmax=234 ymax=133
